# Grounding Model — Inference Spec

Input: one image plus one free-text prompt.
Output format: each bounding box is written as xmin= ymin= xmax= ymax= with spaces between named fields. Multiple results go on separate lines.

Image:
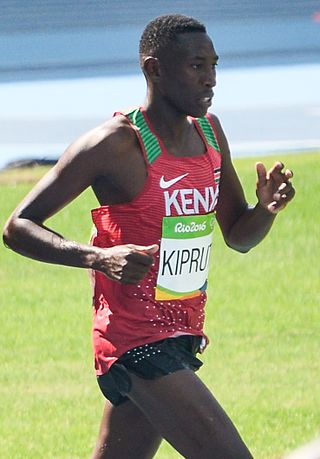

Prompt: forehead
xmin=171 ymin=32 xmax=216 ymax=60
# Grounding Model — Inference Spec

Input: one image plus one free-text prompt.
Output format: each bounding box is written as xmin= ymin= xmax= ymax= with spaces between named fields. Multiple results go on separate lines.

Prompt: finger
xmin=108 ymin=261 xmax=151 ymax=283
xmin=128 ymin=261 xmax=152 ymax=276
xmin=133 ymin=244 xmax=159 ymax=255
xmin=267 ymin=197 xmax=288 ymax=213
xmin=121 ymin=264 xmax=153 ymax=283
xmin=268 ymin=200 xmax=288 ymax=214
xmin=272 ymin=161 xmax=284 ymax=172
xmin=279 ymin=186 xmax=295 ymax=202
xmin=146 ymin=244 xmax=159 ymax=255
xmin=284 ymin=168 xmax=293 ymax=179
xmin=273 ymin=181 xmax=295 ymax=200
xmin=127 ymin=244 xmax=159 ymax=266
xmin=269 ymin=161 xmax=294 ymax=188
xmin=256 ymin=162 xmax=267 ymax=187
xmin=266 ymin=161 xmax=283 ymax=176
xmin=128 ymin=251 xmax=154 ymax=266
xmin=267 ymin=201 xmax=279 ymax=214
xmin=269 ymin=187 xmax=295 ymax=212
xmin=273 ymin=182 xmax=290 ymax=201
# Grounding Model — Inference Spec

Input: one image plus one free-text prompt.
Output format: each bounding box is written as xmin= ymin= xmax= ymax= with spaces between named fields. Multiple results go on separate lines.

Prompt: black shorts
xmin=97 ymin=334 xmax=203 ymax=406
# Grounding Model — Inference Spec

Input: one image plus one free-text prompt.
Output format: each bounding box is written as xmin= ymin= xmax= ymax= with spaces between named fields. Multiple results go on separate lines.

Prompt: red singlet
xmin=91 ymin=107 xmax=221 ymax=375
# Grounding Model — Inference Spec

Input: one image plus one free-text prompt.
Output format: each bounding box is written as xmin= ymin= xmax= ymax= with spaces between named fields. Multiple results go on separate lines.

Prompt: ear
xmin=143 ymin=56 xmax=161 ymax=82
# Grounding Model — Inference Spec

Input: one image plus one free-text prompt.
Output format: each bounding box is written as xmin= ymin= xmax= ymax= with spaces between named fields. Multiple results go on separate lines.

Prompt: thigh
xmin=128 ymin=369 xmax=253 ymax=459
xmin=91 ymin=399 xmax=162 ymax=459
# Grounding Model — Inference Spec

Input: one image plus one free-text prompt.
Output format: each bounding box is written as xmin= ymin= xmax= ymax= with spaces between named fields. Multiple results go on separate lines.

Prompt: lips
xmin=199 ymin=92 xmax=214 ymax=105
xmin=201 ymin=91 xmax=214 ymax=99
xmin=199 ymin=95 xmax=213 ymax=108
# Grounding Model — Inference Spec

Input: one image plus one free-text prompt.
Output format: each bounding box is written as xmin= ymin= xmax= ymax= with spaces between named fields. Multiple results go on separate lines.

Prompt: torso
xmin=90 ymin=108 xmax=221 ymax=375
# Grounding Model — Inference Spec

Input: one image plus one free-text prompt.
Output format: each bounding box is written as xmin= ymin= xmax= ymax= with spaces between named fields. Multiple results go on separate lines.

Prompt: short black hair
xmin=139 ymin=14 xmax=206 ymax=64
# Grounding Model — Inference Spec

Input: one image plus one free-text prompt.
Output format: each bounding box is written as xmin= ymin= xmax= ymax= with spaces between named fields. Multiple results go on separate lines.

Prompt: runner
xmin=3 ymin=14 xmax=295 ymax=459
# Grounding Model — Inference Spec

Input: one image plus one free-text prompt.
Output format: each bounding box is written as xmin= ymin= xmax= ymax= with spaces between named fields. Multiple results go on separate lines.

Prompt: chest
xmin=92 ymin=116 xmax=220 ymax=208
xmin=133 ymin=152 xmax=221 ymax=218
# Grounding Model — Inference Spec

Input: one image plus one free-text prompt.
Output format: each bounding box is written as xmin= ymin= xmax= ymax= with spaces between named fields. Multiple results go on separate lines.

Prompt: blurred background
xmin=0 ymin=0 xmax=319 ymax=167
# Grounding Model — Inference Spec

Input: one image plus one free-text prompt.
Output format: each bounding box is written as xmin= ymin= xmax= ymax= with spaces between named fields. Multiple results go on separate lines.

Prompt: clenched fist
xmin=92 ymin=243 xmax=159 ymax=284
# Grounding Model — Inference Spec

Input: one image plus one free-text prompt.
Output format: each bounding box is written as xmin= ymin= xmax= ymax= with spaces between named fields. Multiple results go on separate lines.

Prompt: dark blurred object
xmin=4 ymin=159 xmax=57 ymax=170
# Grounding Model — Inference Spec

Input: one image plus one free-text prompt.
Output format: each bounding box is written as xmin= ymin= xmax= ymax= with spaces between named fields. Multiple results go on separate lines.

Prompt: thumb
xmin=256 ymin=162 xmax=267 ymax=188
xmin=133 ymin=244 xmax=159 ymax=255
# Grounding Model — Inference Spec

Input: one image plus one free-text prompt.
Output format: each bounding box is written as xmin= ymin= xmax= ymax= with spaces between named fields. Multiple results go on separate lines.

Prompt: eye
xmin=191 ymin=64 xmax=201 ymax=70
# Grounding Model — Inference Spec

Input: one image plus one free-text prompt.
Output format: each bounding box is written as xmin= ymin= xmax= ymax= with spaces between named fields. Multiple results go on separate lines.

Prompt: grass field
xmin=0 ymin=152 xmax=319 ymax=459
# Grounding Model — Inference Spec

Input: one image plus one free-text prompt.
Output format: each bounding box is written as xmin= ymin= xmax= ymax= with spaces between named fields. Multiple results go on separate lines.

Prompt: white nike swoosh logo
xmin=160 ymin=173 xmax=189 ymax=189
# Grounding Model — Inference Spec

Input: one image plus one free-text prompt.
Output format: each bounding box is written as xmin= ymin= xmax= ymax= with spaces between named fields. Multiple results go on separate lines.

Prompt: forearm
xmin=3 ymin=216 xmax=158 ymax=285
xmin=225 ymin=203 xmax=276 ymax=253
xmin=3 ymin=217 xmax=98 ymax=269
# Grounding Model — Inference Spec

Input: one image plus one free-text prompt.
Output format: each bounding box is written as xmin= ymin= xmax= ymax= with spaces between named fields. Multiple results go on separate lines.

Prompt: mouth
xmin=200 ymin=91 xmax=213 ymax=101
xmin=199 ymin=95 xmax=213 ymax=107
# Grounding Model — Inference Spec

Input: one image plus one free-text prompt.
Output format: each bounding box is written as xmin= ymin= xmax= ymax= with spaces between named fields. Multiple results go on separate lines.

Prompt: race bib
xmin=155 ymin=213 xmax=215 ymax=300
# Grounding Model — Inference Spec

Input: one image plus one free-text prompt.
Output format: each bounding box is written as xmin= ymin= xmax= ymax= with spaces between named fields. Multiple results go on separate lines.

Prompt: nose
xmin=203 ymin=67 xmax=216 ymax=88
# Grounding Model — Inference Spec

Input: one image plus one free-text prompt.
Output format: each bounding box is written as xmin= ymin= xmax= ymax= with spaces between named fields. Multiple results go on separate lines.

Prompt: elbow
xmin=225 ymin=237 xmax=252 ymax=254
xmin=3 ymin=218 xmax=15 ymax=250
xmin=235 ymin=246 xmax=251 ymax=254
xmin=2 ymin=215 xmax=23 ymax=251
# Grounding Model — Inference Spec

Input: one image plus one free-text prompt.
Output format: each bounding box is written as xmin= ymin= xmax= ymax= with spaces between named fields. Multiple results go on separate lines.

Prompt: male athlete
xmin=3 ymin=14 xmax=295 ymax=459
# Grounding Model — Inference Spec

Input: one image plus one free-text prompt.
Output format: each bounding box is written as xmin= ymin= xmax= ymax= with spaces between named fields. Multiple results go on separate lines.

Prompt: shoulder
xmin=70 ymin=114 xmax=136 ymax=157
xmin=55 ymin=114 xmax=138 ymax=177
xmin=205 ymin=112 xmax=230 ymax=159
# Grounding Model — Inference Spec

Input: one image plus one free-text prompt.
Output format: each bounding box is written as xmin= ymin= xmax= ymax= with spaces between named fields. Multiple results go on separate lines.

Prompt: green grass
xmin=0 ymin=153 xmax=319 ymax=458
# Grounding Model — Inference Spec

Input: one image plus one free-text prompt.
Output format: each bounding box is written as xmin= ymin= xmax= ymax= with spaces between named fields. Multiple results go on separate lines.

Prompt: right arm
xmin=3 ymin=120 xmax=158 ymax=283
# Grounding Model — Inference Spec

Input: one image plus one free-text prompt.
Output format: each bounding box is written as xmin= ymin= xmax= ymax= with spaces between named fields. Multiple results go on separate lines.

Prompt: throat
xmin=144 ymin=107 xmax=206 ymax=157
xmin=164 ymin=123 xmax=206 ymax=157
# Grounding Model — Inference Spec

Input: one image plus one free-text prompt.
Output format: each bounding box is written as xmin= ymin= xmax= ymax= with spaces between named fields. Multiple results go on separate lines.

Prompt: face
xmin=157 ymin=32 xmax=218 ymax=118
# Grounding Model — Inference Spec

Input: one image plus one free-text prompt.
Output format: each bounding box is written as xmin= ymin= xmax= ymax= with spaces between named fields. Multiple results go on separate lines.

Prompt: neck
xmin=144 ymin=93 xmax=190 ymax=142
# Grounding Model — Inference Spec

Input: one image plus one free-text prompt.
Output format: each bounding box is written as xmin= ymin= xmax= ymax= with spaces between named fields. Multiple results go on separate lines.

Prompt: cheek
xmin=161 ymin=67 xmax=195 ymax=92
xmin=167 ymin=79 xmax=195 ymax=101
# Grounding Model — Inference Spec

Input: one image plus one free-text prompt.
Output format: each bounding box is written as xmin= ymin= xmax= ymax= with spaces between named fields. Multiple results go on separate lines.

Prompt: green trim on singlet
xmin=126 ymin=108 xmax=220 ymax=162
xmin=196 ymin=117 xmax=220 ymax=152
xmin=127 ymin=108 xmax=162 ymax=164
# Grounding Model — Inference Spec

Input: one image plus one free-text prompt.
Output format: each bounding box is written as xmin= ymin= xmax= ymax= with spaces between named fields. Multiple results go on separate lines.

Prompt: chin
xmin=189 ymin=107 xmax=208 ymax=118
xmin=174 ymin=101 xmax=209 ymax=119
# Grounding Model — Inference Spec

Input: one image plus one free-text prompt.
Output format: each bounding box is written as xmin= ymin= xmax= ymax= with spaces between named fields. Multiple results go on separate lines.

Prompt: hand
xmin=93 ymin=243 xmax=159 ymax=284
xmin=256 ymin=161 xmax=295 ymax=214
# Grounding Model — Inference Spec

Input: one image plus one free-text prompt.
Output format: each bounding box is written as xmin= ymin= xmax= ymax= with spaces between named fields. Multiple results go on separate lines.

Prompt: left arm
xmin=211 ymin=114 xmax=295 ymax=253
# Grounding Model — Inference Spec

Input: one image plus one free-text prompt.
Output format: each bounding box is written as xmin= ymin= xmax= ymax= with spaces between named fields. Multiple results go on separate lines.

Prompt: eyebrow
xmin=193 ymin=55 xmax=219 ymax=62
